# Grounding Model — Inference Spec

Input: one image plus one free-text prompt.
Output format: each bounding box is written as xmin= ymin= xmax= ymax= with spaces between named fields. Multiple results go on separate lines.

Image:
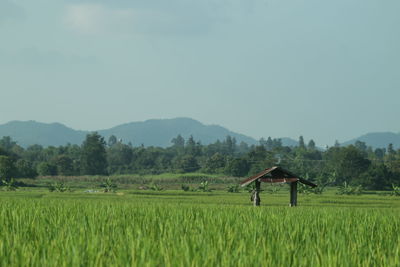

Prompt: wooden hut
xmin=240 ymin=166 xmax=317 ymax=207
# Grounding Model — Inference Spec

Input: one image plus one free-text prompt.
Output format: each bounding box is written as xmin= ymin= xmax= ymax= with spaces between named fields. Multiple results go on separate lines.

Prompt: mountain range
xmin=0 ymin=118 xmax=260 ymax=148
xmin=342 ymin=132 xmax=400 ymax=149
xmin=0 ymin=118 xmax=398 ymax=149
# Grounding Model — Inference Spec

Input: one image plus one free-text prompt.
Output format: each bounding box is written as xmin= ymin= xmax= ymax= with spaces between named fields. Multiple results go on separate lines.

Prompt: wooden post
xmin=254 ymin=180 xmax=261 ymax=206
xmin=290 ymin=181 xmax=298 ymax=207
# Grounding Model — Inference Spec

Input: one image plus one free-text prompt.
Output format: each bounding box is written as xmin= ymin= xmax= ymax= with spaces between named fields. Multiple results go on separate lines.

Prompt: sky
xmin=1 ymin=0 xmax=399 ymax=146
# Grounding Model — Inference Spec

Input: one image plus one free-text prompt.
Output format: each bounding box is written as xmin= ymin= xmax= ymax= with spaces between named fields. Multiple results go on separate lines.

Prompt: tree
xmin=185 ymin=135 xmax=200 ymax=156
xmin=224 ymin=136 xmax=236 ymax=155
xmin=356 ymin=163 xmax=393 ymax=190
xmin=307 ymin=139 xmax=316 ymax=150
xmin=171 ymin=135 xmax=185 ymax=148
xmin=337 ymin=146 xmax=371 ymax=184
xmin=237 ymin=141 xmax=250 ymax=154
xmin=107 ymin=143 xmax=133 ymax=174
xmin=0 ymin=136 xmax=17 ymax=151
xmin=174 ymin=155 xmax=200 ymax=173
xmin=0 ymin=156 xmax=15 ymax=181
xmin=298 ymin=136 xmax=305 ymax=149
xmin=259 ymin=138 xmax=267 ymax=148
xmin=355 ymin=141 xmax=367 ymax=153
xmin=36 ymin=162 xmax=57 ymax=176
xmin=15 ymin=159 xmax=37 ymax=178
xmin=80 ymin=133 xmax=108 ymax=175
xmin=108 ymin=135 xmax=118 ymax=147
xmin=203 ymin=153 xmax=226 ymax=173
xmin=388 ymin=143 xmax=396 ymax=156
xmin=54 ymin=155 xmax=74 ymax=176
xmin=265 ymin=137 xmax=274 ymax=151
xmin=225 ymin=158 xmax=250 ymax=177
xmin=374 ymin=148 xmax=386 ymax=160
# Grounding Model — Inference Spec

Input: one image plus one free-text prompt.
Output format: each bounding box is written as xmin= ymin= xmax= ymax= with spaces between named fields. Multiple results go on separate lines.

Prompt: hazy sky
xmin=1 ymin=0 xmax=399 ymax=146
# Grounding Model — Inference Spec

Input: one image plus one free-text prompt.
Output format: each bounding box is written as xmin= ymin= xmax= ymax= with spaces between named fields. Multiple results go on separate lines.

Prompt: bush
xmin=227 ymin=184 xmax=240 ymax=193
xmin=391 ymin=184 xmax=400 ymax=196
xmin=37 ymin=162 xmax=57 ymax=176
xmin=298 ymin=183 xmax=313 ymax=195
xmin=198 ymin=181 xmax=211 ymax=192
xmin=336 ymin=181 xmax=363 ymax=195
xmin=100 ymin=178 xmax=117 ymax=193
xmin=149 ymin=183 xmax=163 ymax=191
xmin=2 ymin=178 xmax=18 ymax=191
xmin=48 ymin=182 xmax=71 ymax=192
xmin=265 ymin=184 xmax=284 ymax=194
xmin=181 ymin=184 xmax=190 ymax=191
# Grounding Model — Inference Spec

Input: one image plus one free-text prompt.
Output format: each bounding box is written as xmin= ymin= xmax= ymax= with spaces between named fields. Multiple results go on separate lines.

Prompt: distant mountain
xmin=0 ymin=118 xmax=261 ymax=147
xmin=0 ymin=120 xmax=87 ymax=148
xmin=280 ymin=137 xmax=298 ymax=147
xmin=97 ymin=118 xmax=258 ymax=147
xmin=343 ymin=132 xmax=400 ymax=149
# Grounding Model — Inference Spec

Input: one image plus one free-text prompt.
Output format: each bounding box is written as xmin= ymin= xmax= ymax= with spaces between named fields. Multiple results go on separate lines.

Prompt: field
xmin=1 ymin=186 xmax=400 ymax=267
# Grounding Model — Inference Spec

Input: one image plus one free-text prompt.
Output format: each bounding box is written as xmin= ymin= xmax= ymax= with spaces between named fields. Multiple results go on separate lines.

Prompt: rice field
xmin=0 ymin=191 xmax=399 ymax=266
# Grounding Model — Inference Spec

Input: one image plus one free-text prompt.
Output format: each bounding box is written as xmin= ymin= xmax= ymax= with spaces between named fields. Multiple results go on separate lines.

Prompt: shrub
xmin=181 ymin=184 xmax=190 ymax=191
xmin=337 ymin=181 xmax=363 ymax=195
xmin=198 ymin=181 xmax=211 ymax=192
xmin=48 ymin=182 xmax=71 ymax=192
xmin=298 ymin=183 xmax=313 ymax=195
xmin=149 ymin=183 xmax=163 ymax=191
xmin=391 ymin=184 xmax=400 ymax=196
xmin=2 ymin=178 xmax=18 ymax=191
xmin=266 ymin=184 xmax=282 ymax=194
xmin=227 ymin=184 xmax=240 ymax=193
xmin=100 ymin=178 xmax=117 ymax=193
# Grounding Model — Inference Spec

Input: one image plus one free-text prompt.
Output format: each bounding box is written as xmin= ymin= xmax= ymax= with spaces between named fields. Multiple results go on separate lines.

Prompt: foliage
xmin=227 ymin=184 xmax=240 ymax=193
xmin=48 ymin=182 xmax=71 ymax=192
xmin=298 ymin=183 xmax=313 ymax=195
xmin=391 ymin=184 xmax=400 ymax=196
xmin=1 ymin=178 xmax=18 ymax=191
xmin=15 ymin=159 xmax=37 ymax=178
xmin=265 ymin=184 xmax=282 ymax=194
xmin=100 ymin=178 xmax=117 ymax=193
xmin=225 ymin=158 xmax=250 ymax=177
xmin=0 ymin=156 xmax=15 ymax=180
xmin=174 ymin=155 xmax=200 ymax=173
xmin=203 ymin=153 xmax=226 ymax=173
xmin=197 ymin=181 xmax=211 ymax=192
xmin=149 ymin=183 xmax=164 ymax=191
xmin=81 ymin=133 xmax=108 ymax=175
xmin=336 ymin=181 xmax=363 ymax=195
xmin=1 ymin=134 xmax=400 ymax=190
xmin=37 ymin=162 xmax=57 ymax=176
xmin=245 ymin=183 xmax=256 ymax=193
xmin=54 ymin=155 xmax=74 ymax=176
xmin=181 ymin=184 xmax=191 ymax=191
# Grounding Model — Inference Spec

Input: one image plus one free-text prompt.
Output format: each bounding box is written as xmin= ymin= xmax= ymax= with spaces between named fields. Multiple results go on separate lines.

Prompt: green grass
xmin=0 ymin=190 xmax=399 ymax=266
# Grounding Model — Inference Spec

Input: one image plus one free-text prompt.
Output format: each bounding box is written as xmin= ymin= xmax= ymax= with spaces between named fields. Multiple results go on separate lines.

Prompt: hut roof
xmin=240 ymin=166 xmax=317 ymax=188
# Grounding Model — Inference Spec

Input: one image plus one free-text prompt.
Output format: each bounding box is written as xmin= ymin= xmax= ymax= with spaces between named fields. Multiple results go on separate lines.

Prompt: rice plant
xmin=0 ymin=191 xmax=399 ymax=266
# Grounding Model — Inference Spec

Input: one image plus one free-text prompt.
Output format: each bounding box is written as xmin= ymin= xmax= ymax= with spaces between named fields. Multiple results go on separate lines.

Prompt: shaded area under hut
xmin=240 ymin=166 xmax=317 ymax=206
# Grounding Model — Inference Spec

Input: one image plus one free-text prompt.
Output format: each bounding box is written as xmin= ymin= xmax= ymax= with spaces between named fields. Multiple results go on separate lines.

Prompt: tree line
xmin=0 ymin=133 xmax=399 ymax=190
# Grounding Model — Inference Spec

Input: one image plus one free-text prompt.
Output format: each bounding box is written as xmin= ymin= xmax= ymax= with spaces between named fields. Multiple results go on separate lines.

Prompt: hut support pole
xmin=290 ymin=181 xmax=298 ymax=207
xmin=254 ymin=180 xmax=261 ymax=206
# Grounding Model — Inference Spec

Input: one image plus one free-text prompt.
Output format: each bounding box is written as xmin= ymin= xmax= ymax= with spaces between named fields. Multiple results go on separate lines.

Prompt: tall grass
xmin=0 ymin=193 xmax=399 ymax=266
